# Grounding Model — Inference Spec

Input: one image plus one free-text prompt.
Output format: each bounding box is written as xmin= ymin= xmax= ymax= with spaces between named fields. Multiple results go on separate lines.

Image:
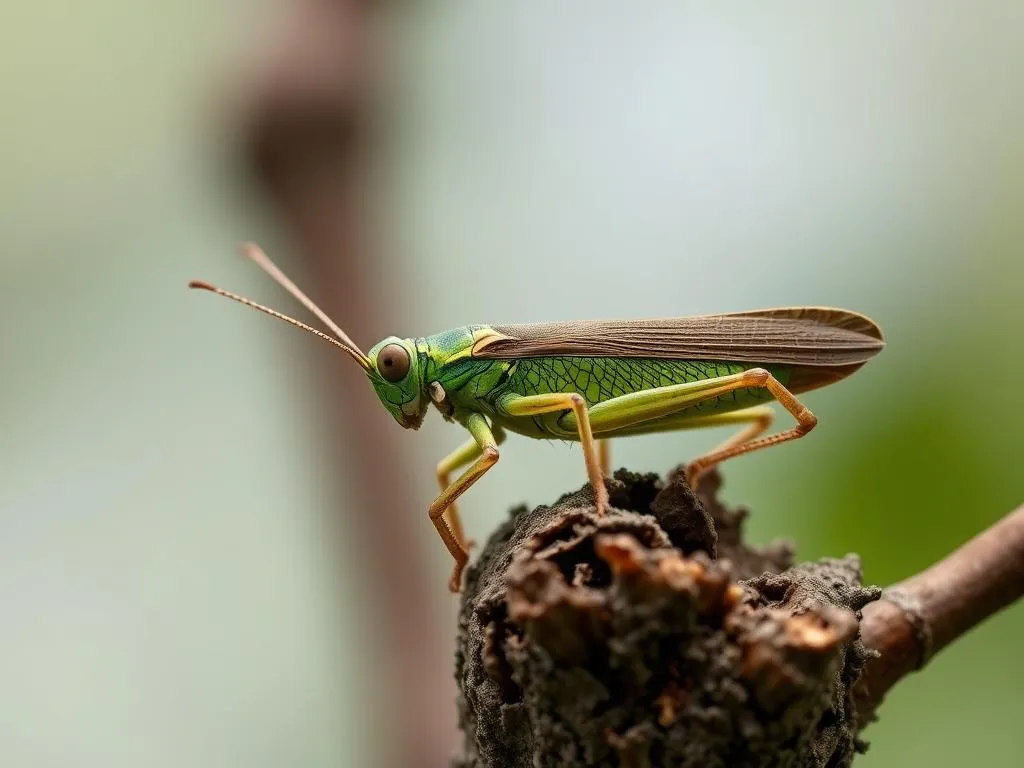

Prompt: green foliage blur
xmin=1 ymin=2 xmax=1020 ymax=766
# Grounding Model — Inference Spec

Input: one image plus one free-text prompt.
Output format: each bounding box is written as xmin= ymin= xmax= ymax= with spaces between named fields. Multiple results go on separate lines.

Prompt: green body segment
xmin=506 ymin=356 xmax=786 ymax=406
xmin=413 ymin=326 xmax=789 ymax=440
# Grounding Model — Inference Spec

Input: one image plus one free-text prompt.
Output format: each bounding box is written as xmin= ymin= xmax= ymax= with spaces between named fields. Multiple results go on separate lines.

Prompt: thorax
xmin=418 ymin=327 xmax=515 ymax=424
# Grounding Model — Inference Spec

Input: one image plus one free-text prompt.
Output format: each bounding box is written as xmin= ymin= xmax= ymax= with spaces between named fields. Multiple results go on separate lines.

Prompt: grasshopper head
xmin=189 ymin=244 xmax=430 ymax=431
xmin=365 ymin=336 xmax=427 ymax=430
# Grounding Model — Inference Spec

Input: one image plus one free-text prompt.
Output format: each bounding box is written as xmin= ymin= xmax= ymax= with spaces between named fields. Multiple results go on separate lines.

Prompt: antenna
xmin=240 ymin=243 xmax=368 ymax=361
xmin=189 ymin=245 xmax=372 ymax=370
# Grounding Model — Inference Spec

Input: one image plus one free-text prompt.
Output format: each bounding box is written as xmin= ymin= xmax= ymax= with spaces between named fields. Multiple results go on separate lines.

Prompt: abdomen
xmin=492 ymin=356 xmax=788 ymax=437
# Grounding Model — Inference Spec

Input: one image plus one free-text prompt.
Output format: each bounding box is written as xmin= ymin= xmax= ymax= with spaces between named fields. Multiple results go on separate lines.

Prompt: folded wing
xmin=474 ymin=307 xmax=884 ymax=369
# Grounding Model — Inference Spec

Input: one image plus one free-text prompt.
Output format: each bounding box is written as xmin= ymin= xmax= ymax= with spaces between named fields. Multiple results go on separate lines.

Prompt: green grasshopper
xmin=191 ymin=244 xmax=884 ymax=592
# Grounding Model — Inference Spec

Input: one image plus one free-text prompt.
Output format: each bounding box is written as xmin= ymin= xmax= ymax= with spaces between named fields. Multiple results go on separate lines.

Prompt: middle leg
xmin=598 ymin=440 xmax=611 ymax=475
xmin=496 ymin=392 xmax=609 ymax=514
xmin=590 ymin=405 xmax=770 ymax=478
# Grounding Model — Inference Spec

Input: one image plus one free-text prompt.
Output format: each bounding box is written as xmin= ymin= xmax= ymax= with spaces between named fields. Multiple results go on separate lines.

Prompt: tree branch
xmin=854 ymin=504 xmax=1024 ymax=722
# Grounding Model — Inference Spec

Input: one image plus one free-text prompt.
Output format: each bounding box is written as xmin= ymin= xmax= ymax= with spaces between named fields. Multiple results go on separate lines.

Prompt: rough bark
xmin=453 ymin=468 xmax=1023 ymax=767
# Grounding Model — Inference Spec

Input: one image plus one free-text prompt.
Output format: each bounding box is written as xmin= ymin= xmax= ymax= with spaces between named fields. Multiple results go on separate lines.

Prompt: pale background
xmin=1 ymin=1 xmax=1021 ymax=766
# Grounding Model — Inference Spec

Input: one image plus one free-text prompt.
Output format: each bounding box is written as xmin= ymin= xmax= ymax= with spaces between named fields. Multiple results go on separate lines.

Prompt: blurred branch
xmin=854 ymin=504 xmax=1024 ymax=722
xmin=244 ymin=0 xmax=373 ymax=204
xmin=237 ymin=2 xmax=458 ymax=766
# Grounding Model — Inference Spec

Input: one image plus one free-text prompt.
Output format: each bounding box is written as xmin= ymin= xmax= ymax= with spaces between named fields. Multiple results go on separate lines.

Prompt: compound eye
xmin=377 ymin=343 xmax=410 ymax=382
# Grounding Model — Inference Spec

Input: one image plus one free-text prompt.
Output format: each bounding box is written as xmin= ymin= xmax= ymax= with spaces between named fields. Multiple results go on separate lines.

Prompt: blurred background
xmin=1 ymin=1 xmax=1021 ymax=766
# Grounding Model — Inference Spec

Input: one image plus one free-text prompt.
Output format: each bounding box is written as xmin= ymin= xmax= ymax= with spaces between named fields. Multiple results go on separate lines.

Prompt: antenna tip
xmin=189 ymin=279 xmax=216 ymax=291
xmin=240 ymin=242 xmax=265 ymax=261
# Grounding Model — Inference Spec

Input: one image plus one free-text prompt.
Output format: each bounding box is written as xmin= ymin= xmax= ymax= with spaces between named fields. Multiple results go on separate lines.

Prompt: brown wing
xmin=474 ymin=307 xmax=884 ymax=368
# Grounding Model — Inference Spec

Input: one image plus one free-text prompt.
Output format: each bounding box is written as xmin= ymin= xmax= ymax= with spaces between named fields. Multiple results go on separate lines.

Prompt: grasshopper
xmin=191 ymin=244 xmax=884 ymax=592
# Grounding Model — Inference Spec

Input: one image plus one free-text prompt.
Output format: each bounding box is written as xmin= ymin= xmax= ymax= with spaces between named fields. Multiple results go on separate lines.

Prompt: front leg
xmin=429 ymin=412 xmax=500 ymax=592
xmin=496 ymin=392 xmax=609 ymax=514
xmin=436 ymin=424 xmax=507 ymax=551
